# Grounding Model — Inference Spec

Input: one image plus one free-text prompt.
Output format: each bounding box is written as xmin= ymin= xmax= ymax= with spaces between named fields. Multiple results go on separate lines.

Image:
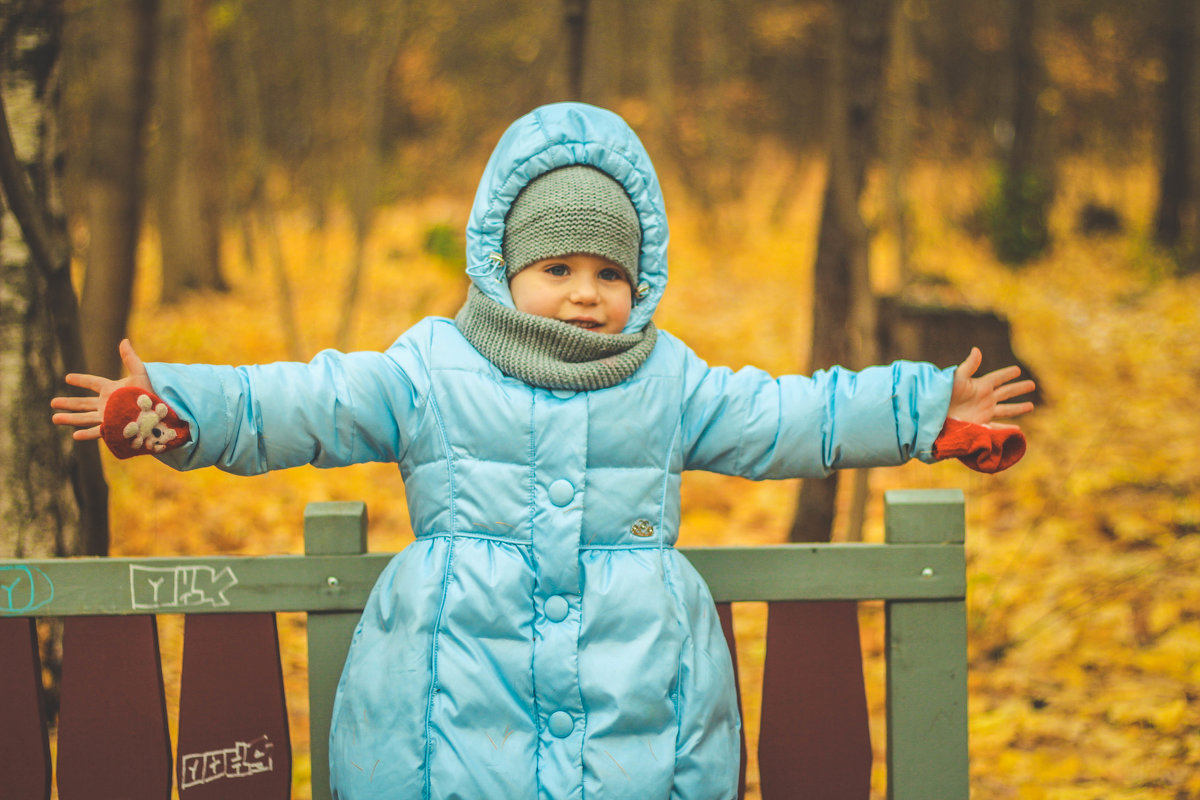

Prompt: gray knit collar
xmin=455 ymin=286 xmax=657 ymax=391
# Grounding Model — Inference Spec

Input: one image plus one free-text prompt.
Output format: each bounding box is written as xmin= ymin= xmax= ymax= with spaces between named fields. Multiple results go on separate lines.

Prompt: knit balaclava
xmin=456 ymin=166 xmax=658 ymax=391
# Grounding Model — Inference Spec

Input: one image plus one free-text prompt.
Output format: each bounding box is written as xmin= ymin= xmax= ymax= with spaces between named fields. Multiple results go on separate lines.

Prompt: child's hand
xmin=51 ymin=339 xmax=154 ymax=441
xmin=946 ymin=347 xmax=1035 ymax=427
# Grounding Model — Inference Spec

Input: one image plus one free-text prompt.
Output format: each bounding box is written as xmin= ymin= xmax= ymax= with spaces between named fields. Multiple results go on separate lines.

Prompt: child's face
xmin=509 ymin=253 xmax=633 ymax=334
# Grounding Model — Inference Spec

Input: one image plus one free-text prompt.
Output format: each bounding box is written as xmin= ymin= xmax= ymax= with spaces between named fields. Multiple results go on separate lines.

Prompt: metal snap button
xmin=631 ymin=519 xmax=655 ymax=537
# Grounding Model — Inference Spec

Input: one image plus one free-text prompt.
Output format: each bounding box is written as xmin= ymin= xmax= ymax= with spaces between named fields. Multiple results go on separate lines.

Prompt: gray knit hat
xmin=502 ymin=165 xmax=641 ymax=284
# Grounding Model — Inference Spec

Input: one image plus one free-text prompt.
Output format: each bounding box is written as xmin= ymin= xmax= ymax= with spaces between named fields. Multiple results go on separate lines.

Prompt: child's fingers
xmin=64 ymin=372 xmax=110 ymax=392
xmin=994 ymin=378 xmax=1036 ymax=401
xmin=955 ymin=347 xmax=983 ymax=378
xmin=992 ymin=400 xmax=1034 ymax=419
xmin=52 ymin=410 xmax=103 ymax=428
xmin=72 ymin=425 xmax=101 ymax=441
xmin=119 ymin=339 xmax=151 ymax=385
xmin=51 ymin=395 xmax=101 ymax=412
xmin=978 ymin=364 xmax=1024 ymax=389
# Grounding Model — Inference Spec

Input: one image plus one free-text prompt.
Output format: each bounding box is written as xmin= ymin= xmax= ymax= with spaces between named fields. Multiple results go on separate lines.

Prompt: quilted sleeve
xmin=679 ymin=346 xmax=954 ymax=480
xmin=143 ymin=326 xmax=434 ymax=476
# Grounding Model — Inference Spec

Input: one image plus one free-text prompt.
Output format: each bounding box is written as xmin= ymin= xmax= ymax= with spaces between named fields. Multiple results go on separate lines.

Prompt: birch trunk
xmin=0 ymin=0 xmax=107 ymax=561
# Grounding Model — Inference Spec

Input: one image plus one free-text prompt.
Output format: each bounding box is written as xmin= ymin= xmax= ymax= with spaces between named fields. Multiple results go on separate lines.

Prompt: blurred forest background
xmin=2 ymin=0 xmax=1199 ymax=797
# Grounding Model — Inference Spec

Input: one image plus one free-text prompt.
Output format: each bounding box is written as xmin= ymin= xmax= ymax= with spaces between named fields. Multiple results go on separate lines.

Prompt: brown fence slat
xmin=176 ymin=613 xmax=291 ymax=798
xmin=716 ymin=602 xmax=748 ymax=800
xmin=758 ymin=601 xmax=871 ymax=799
xmin=56 ymin=615 xmax=172 ymax=799
xmin=0 ymin=617 xmax=51 ymax=799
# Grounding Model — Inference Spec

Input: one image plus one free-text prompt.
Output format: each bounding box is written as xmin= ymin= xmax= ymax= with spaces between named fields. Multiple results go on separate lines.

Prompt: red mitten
xmin=932 ymin=418 xmax=1026 ymax=473
xmin=101 ymin=386 xmax=191 ymax=459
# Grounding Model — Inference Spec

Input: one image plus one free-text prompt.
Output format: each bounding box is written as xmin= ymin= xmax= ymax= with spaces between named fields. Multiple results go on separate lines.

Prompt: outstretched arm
xmin=946 ymin=347 xmax=1035 ymax=427
xmin=54 ymin=328 xmax=432 ymax=471
xmin=51 ymin=339 xmax=154 ymax=441
xmin=679 ymin=341 xmax=954 ymax=478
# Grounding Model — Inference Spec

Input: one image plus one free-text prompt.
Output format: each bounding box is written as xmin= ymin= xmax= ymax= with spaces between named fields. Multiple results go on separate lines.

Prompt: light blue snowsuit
xmin=149 ymin=103 xmax=954 ymax=799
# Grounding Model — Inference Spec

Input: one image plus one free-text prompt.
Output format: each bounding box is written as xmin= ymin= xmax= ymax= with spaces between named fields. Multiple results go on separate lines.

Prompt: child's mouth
xmin=564 ymin=319 xmax=601 ymax=330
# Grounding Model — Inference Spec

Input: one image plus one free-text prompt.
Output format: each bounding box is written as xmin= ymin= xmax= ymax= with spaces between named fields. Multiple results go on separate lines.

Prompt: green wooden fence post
xmin=305 ymin=501 xmax=369 ymax=800
xmin=884 ymin=489 xmax=968 ymax=800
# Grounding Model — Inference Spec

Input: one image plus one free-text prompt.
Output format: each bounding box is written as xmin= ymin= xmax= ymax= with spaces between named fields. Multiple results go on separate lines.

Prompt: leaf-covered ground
xmin=100 ymin=154 xmax=1198 ymax=798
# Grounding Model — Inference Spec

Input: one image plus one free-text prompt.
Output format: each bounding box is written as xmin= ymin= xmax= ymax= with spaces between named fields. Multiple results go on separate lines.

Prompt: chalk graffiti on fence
xmin=0 ymin=565 xmax=54 ymax=614
xmin=179 ymin=734 xmax=274 ymax=790
xmin=129 ymin=564 xmax=239 ymax=610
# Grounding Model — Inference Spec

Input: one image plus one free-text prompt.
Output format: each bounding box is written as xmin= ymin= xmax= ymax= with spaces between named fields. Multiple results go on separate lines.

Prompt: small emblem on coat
xmin=631 ymin=519 xmax=655 ymax=537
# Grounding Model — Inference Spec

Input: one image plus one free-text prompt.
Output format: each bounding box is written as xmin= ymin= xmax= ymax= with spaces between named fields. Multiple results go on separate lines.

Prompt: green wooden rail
xmin=0 ymin=488 xmax=968 ymax=799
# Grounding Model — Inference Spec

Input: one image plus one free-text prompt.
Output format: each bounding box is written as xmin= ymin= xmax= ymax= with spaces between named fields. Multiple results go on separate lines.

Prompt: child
xmin=53 ymin=102 xmax=1033 ymax=799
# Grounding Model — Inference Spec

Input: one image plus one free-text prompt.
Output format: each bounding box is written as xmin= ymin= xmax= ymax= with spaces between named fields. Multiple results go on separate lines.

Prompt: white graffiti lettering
xmin=179 ymin=734 xmax=274 ymax=790
xmin=129 ymin=565 xmax=239 ymax=610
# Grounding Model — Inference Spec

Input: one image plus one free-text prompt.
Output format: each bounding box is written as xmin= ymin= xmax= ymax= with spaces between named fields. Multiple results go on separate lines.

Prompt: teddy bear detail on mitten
xmin=101 ymin=385 xmax=190 ymax=459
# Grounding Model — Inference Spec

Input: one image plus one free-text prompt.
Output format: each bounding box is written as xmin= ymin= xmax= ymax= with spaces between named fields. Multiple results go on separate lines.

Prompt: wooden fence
xmin=0 ymin=488 xmax=968 ymax=799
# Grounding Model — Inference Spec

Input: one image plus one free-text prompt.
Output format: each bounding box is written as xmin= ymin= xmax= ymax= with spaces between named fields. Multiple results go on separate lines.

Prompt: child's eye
xmin=598 ymin=268 xmax=625 ymax=282
xmin=546 ymin=263 xmax=569 ymax=276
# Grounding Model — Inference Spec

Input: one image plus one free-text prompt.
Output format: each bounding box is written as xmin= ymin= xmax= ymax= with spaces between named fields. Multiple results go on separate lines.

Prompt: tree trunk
xmin=155 ymin=0 xmax=226 ymax=303
xmin=563 ymin=0 xmax=589 ymax=99
xmin=0 ymin=0 xmax=107 ymax=562
xmin=292 ymin=0 xmax=334 ymax=246
xmin=643 ymin=0 xmax=676 ymax=146
xmin=694 ymin=0 xmax=733 ymax=218
xmin=0 ymin=7 xmax=110 ymax=722
xmin=1007 ymin=0 xmax=1042 ymax=198
xmin=226 ymin=8 xmax=304 ymax=360
xmin=1191 ymin=0 xmax=1200 ymax=270
xmin=580 ymin=0 xmax=617 ymax=105
xmin=788 ymin=0 xmax=890 ymax=545
xmin=1154 ymin=0 xmax=1195 ymax=247
xmin=885 ymin=0 xmax=916 ymax=287
xmin=75 ymin=0 xmax=158 ymax=380
xmin=334 ymin=1 xmax=404 ymax=351
xmin=990 ymin=0 xmax=1053 ymax=264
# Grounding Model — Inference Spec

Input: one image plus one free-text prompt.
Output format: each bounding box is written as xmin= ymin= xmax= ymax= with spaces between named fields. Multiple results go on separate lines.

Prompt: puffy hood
xmin=465 ymin=102 xmax=668 ymax=334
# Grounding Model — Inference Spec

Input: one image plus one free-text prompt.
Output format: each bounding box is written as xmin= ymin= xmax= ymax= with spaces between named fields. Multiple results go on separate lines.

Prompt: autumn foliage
xmin=101 ymin=153 xmax=1198 ymax=798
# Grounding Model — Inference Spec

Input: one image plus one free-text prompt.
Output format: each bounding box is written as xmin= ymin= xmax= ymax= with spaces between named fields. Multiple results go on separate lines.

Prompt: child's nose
xmin=569 ymin=277 xmax=600 ymax=302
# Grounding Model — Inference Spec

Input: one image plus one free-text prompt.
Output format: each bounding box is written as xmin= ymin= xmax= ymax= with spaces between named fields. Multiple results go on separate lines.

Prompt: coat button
xmin=631 ymin=519 xmax=655 ymax=537
xmin=548 ymin=479 xmax=574 ymax=507
xmin=545 ymin=595 xmax=568 ymax=622
xmin=548 ymin=711 xmax=574 ymax=738
xmin=552 ymin=388 xmax=575 ymax=400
